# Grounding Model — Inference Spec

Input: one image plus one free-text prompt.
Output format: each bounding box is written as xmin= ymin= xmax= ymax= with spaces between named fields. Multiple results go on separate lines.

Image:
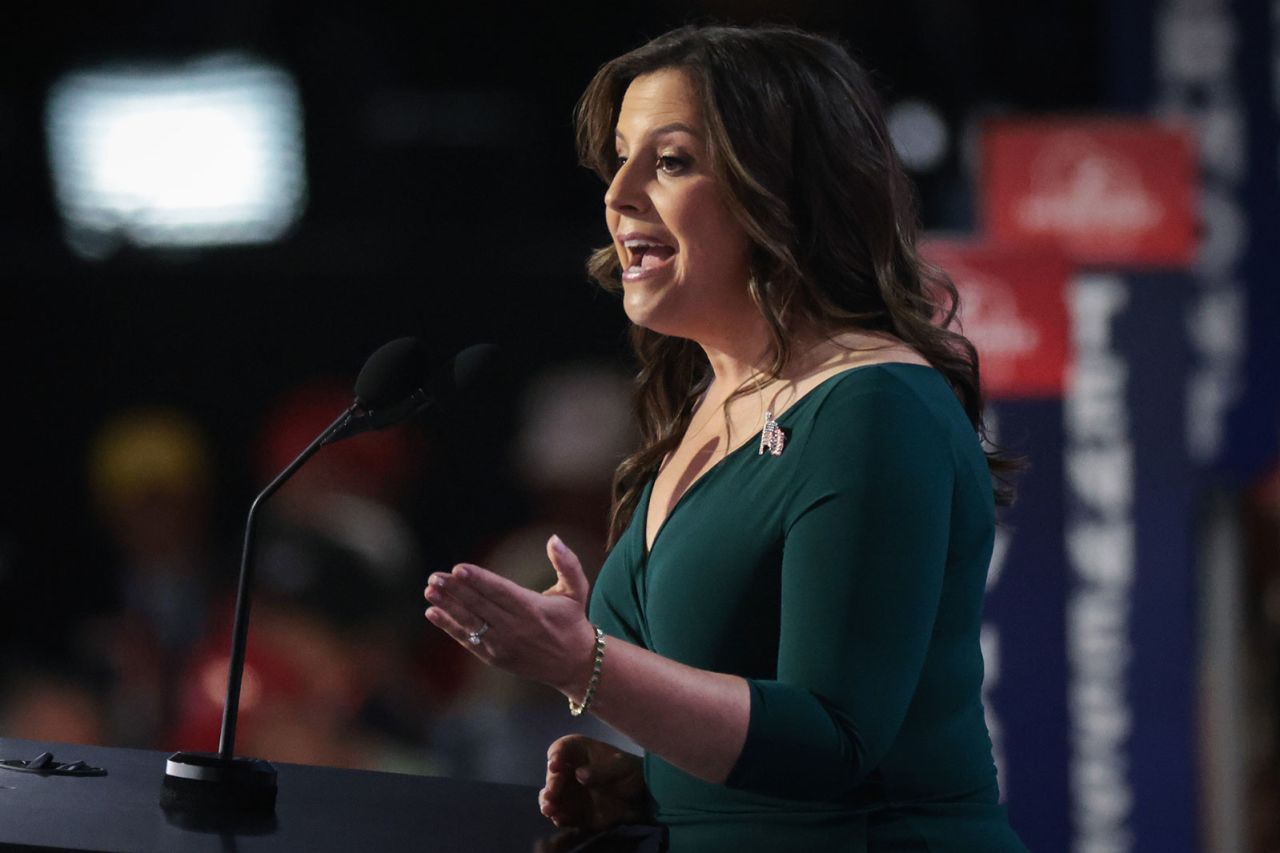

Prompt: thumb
xmin=546 ymin=535 xmax=590 ymax=602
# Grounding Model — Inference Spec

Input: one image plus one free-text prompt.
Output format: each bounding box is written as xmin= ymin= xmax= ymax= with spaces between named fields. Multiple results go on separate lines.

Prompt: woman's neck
xmin=700 ymin=343 xmax=772 ymax=393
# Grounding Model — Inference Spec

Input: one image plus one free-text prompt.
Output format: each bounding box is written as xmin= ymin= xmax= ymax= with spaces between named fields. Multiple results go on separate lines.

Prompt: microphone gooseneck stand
xmin=158 ymin=337 xmax=484 ymax=822
xmin=162 ymin=403 xmax=360 ymax=817
xmin=220 ymin=403 xmax=360 ymax=759
xmin=159 ymin=336 xmax=433 ymax=818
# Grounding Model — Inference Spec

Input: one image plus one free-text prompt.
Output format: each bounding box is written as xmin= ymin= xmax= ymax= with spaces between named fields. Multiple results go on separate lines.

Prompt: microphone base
xmin=161 ymin=752 xmax=278 ymax=819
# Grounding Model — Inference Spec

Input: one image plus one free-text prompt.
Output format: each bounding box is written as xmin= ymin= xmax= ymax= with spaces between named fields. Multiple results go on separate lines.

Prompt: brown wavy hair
xmin=574 ymin=24 xmax=1021 ymax=547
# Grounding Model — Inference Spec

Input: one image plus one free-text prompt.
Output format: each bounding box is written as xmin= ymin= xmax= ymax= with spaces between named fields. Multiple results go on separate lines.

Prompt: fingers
xmin=541 ymin=752 xmax=647 ymax=833
xmin=423 ymin=576 xmax=480 ymax=627
xmin=538 ymin=785 xmax=560 ymax=825
xmin=538 ymin=796 xmax=571 ymax=829
xmin=574 ymin=753 xmax=623 ymax=786
xmin=423 ymin=544 xmax=588 ymax=632
xmin=547 ymin=737 xmax=642 ymax=796
xmin=541 ymin=774 xmax=562 ymax=805
xmin=577 ymin=755 xmax=644 ymax=801
xmin=546 ymin=535 xmax=590 ymax=601
xmin=422 ymin=562 xmax=538 ymax=626
xmin=544 ymin=742 xmax=583 ymax=795
xmin=541 ymin=735 xmax=591 ymax=827
xmin=547 ymin=734 xmax=591 ymax=766
xmin=425 ymin=571 xmax=506 ymax=629
xmin=423 ymin=602 xmax=488 ymax=653
xmin=448 ymin=563 xmax=540 ymax=613
xmin=539 ymin=771 xmax=583 ymax=827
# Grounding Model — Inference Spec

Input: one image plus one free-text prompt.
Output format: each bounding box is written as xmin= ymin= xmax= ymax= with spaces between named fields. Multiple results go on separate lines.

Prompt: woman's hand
xmin=422 ymin=535 xmax=597 ymax=696
xmin=539 ymin=735 xmax=646 ymax=831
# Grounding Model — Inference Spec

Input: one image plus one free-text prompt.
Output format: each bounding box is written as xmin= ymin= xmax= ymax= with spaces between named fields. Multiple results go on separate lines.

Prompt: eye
xmin=657 ymin=155 xmax=688 ymax=174
xmin=613 ymin=153 xmax=628 ymax=172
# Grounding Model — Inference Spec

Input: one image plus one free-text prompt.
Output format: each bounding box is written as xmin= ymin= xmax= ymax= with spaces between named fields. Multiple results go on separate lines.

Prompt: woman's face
xmin=605 ymin=68 xmax=753 ymax=340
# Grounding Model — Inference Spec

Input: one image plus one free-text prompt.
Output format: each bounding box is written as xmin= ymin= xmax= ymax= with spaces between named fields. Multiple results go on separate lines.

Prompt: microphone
xmin=324 ymin=340 xmax=500 ymax=445
xmin=161 ymin=338 xmax=495 ymax=820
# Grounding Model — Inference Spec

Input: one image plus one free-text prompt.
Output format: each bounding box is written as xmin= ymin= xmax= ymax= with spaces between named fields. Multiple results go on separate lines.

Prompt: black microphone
xmin=161 ymin=338 xmax=494 ymax=820
xmin=324 ymin=340 xmax=500 ymax=445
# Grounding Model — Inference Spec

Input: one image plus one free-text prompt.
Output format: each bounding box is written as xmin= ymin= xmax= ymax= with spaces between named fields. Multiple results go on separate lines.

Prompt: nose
xmin=604 ymin=159 xmax=647 ymax=215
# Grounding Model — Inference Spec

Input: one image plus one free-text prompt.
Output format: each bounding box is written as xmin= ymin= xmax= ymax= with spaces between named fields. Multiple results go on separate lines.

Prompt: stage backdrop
xmin=926 ymin=241 xmax=1200 ymax=852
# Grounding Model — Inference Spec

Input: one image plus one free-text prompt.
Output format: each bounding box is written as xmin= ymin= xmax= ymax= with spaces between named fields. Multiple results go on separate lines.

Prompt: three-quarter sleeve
xmin=724 ymin=384 xmax=956 ymax=800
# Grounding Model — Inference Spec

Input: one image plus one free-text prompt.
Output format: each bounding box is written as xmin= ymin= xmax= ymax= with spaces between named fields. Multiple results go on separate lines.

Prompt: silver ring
xmin=467 ymin=622 xmax=490 ymax=646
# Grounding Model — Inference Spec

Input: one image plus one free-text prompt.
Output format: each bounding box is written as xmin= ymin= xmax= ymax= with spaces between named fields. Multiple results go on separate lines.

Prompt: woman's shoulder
xmin=785 ymin=359 xmax=974 ymax=470
xmin=796 ymin=360 xmax=955 ymax=423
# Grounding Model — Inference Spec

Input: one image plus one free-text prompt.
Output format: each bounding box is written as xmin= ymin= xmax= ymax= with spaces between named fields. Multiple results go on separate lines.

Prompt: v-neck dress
xmin=589 ymin=364 xmax=1027 ymax=852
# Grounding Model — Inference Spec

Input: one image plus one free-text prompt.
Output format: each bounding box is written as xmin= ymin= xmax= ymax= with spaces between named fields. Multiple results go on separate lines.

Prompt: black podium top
xmin=0 ymin=737 xmax=556 ymax=852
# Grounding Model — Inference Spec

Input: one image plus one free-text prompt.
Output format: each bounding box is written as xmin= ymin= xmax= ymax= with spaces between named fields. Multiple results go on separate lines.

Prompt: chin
xmin=623 ymin=310 xmax=695 ymax=341
xmin=622 ymin=288 xmax=676 ymax=336
xmin=620 ymin=274 xmax=712 ymax=341
xmin=621 ymin=302 xmax=661 ymax=334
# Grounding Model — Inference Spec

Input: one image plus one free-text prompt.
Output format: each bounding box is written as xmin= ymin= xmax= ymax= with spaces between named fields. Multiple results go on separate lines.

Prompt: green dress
xmin=589 ymin=364 xmax=1028 ymax=852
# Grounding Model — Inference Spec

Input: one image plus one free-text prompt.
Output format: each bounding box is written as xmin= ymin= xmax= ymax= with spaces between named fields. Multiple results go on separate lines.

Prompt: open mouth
xmin=623 ymin=238 xmax=676 ymax=278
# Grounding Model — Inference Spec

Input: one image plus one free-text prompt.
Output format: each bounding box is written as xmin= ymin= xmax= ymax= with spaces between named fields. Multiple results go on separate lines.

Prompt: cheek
xmin=681 ymin=218 xmax=749 ymax=280
xmin=674 ymin=189 xmax=748 ymax=271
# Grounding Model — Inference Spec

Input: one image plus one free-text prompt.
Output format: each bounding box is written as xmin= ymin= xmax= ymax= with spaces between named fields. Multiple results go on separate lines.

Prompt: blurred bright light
xmin=46 ymin=55 xmax=306 ymax=258
xmin=887 ymin=99 xmax=949 ymax=172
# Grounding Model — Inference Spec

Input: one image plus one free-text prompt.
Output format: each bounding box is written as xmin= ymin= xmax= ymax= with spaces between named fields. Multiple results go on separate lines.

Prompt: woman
xmin=423 ymin=24 xmax=1028 ymax=852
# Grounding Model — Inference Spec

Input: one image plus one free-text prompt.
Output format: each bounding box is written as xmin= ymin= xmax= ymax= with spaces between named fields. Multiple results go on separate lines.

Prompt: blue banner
xmin=984 ymin=398 xmax=1071 ymax=850
xmin=985 ymin=272 xmax=1199 ymax=851
xmin=1109 ymin=0 xmax=1280 ymax=478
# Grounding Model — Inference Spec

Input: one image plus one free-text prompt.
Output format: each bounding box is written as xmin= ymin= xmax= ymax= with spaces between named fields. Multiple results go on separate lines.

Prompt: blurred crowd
xmin=0 ymin=361 xmax=638 ymax=785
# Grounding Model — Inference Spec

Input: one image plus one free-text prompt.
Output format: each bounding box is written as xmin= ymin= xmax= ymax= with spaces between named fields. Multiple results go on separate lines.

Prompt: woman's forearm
xmin=554 ymin=635 xmax=751 ymax=784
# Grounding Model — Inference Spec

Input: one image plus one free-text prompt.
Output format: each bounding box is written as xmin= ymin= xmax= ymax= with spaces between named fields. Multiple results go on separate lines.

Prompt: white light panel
xmin=46 ymin=55 xmax=306 ymax=257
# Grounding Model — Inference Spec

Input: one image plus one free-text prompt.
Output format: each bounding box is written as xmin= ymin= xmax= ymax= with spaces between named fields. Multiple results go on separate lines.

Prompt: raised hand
xmin=423 ymin=535 xmax=597 ymax=695
xmin=539 ymin=734 xmax=646 ymax=831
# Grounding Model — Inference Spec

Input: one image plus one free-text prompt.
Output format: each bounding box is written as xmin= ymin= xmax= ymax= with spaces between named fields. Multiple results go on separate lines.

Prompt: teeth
xmin=621 ymin=237 xmax=672 ymax=275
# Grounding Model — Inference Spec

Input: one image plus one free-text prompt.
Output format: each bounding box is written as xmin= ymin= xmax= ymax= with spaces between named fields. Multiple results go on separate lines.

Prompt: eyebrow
xmin=614 ymin=122 xmax=701 ymax=143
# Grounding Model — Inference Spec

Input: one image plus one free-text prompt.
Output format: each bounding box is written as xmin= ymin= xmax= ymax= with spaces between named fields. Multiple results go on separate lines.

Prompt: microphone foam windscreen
xmin=354 ymin=337 xmax=428 ymax=408
xmin=443 ymin=343 xmax=500 ymax=398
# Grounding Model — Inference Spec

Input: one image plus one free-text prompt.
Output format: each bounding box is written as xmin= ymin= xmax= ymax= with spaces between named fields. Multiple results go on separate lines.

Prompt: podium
xmin=0 ymin=737 xmax=657 ymax=852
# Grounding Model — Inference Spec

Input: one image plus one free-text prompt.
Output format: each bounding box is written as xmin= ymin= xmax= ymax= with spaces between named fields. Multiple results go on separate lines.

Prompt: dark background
xmin=0 ymin=0 xmax=1106 ymax=637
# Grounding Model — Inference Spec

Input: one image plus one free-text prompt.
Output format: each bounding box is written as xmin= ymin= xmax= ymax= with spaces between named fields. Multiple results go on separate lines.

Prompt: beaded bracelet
xmin=568 ymin=625 xmax=606 ymax=717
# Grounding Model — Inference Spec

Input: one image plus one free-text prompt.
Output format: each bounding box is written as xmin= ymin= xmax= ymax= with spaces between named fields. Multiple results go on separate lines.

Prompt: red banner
xmin=981 ymin=120 xmax=1196 ymax=267
xmin=922 ymin=240 xmax=1072 ymax=400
